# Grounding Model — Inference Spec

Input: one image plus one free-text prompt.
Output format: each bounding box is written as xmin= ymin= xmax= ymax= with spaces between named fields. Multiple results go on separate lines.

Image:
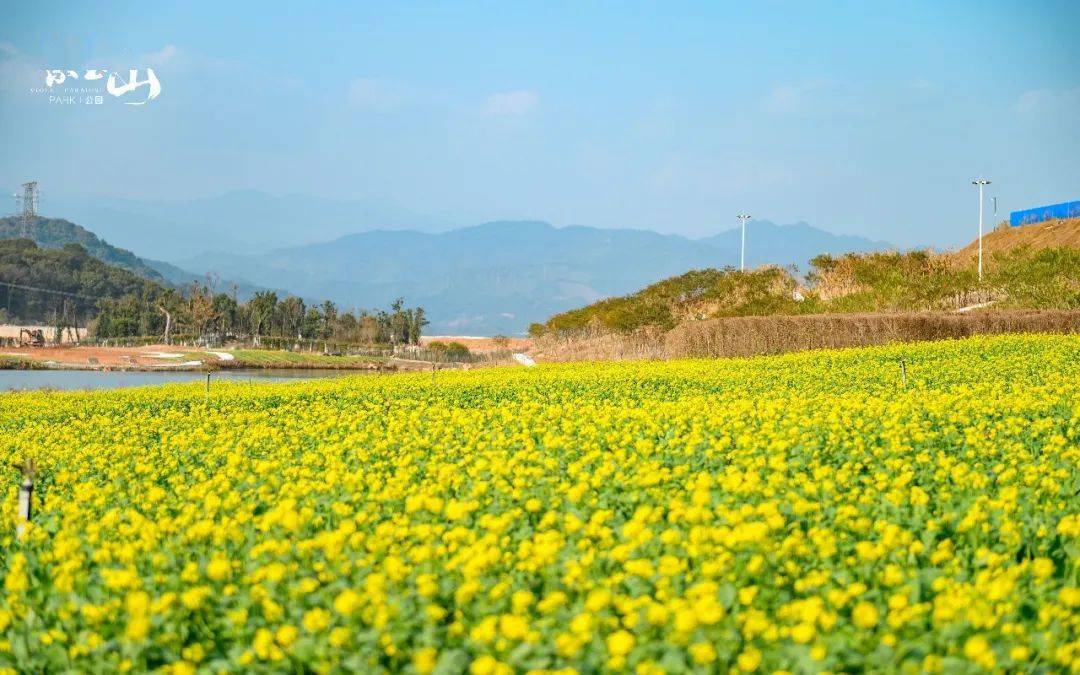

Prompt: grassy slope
xmin=951 ymin=217 xmax=1080 ymax=262
xmin=537 ymin=219 xmax=1080 ymax=336
xmin=538 ymin=267 xmax=804 ymax=335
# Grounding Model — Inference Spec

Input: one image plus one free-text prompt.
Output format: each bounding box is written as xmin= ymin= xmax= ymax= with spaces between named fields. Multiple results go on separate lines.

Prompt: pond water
xmin=0 ymin=368 xmax=363 ymax=392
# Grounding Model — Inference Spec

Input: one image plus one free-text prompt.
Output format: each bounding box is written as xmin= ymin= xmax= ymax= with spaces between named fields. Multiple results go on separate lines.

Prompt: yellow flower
xmin=791 ymin=623 xmax=815 ymax=643
xmin=585 ymin=588 xmax=611 ymax=612
xmin=124 ymin=615 xmax=150 ymax=641
xmin=333 ymin=589 xmax=362 ymax=615
xmin=329 ymin=627 xmax=351 ymax=647
xmin=3 ymin=555 xmax=28 ymax=593
xmin=1031 ymin=558 xmax=1054 ymax=579
xmin=556 ymin=632 xmax=583 ymax=658
xmin=689 ymin=642 xmax=717 ymax=664
xmin=737 ymin=647 xmax=762 ymax=672
xmin=739 ymin=586 xmax=759 ymax=606
xmin=674 ymin=608 xmax=698 ymax=633
xmin=181 ymin=587 xmax=209 ymax=611
xmin=569 ymin=613 xmax=594 ymax=636
xmin=181 ymin=644 xmax=205 ymax=662
xmin=3 ymin=334 xmax=1078 ymax=672
xmin=851 ymin=602 xmax=879 ymax=629
xmin=511 ymin=590 xmax=535 ymax=613
xmin=963 ymin=635 xmax=995 ymax=669
xmin=169 ymin=662 xmax=196 ymax=675
xmin=469 ymin=655 xmax=498 ymax=675
xmin=253 ymin=628 xmax=274 ymax=660
xmin=694 ymin=596 xmax=725 ymax=625
xmin=606 ymin=630 xmax=635 ymax=657
xmin=206 ymin=556 xmax=232 ymax=581
xmin=275 ymin=625 xmax=298 ymax=648
xmin=125 ymin=591 xmax=151 ymax=616
xmin=412 ymin=647 xmax=438 ymax=674
xmin=498 ymin=614 xmax=527 ymax=640
xmin=302 ymin=608 xmax=331 ymax=633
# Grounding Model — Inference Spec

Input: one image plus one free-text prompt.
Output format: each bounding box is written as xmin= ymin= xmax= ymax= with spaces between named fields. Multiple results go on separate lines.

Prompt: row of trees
xmin=0 ymin=240 xmax=161 ymax=326
xmin=94 ymin=281 xmax=428 ymax=345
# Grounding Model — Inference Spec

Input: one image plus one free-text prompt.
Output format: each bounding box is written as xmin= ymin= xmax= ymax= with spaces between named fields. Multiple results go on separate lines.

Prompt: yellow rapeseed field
xmin=1 ymin=334 xmax=1078 ymax=673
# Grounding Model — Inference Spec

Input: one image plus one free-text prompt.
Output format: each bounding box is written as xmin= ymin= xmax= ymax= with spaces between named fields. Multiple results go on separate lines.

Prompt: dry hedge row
xmin=533 ymin=310 xmax=1080 ymax=361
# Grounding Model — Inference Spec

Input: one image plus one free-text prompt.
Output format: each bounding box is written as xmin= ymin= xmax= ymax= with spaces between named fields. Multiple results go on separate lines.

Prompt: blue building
xmin=1010 ymin=200 xmax=1080 ymax=227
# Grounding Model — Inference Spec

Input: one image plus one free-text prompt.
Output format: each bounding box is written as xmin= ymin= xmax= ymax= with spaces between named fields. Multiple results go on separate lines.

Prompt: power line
xmin=0 ymin=279 xmax=109 ymax=301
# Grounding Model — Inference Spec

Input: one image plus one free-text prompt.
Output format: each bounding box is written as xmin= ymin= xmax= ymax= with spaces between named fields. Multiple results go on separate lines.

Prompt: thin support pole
xmin=978 ymin=183 xmax=984 ymax=282
xmin=14 ymin=459 xmax=37 ymax=538
xmin=741 ymin=220 xmax=746 ymax=271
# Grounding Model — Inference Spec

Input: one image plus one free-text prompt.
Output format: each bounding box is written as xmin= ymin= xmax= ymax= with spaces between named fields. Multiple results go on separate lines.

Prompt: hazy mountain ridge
xmin=1 ymin=192 xmax=891 ymax=334
xmin=0 ymin=216 xmax=167 ymax=282
xmin=177 ymin=219 xmax=890 ymax=334
xmin=0 ymin=215 xmax=264 ymax=299
xmin=41 ymin=189 xmax=460 ymax=260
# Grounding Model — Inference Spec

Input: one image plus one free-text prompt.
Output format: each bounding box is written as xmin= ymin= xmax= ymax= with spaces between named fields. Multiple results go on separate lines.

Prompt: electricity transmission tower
xmin=13 ymin=181 xmax=39 ymax=238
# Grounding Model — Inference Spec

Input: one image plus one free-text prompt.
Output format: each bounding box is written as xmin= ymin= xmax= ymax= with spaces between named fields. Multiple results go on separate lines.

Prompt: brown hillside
xmin=950 ymin=217 xmax=1080 ymax=264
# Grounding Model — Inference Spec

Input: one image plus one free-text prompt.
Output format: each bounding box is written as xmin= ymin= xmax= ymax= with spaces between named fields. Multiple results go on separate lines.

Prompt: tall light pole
xmin=972 ymin=179 xmax=991 ymax=281
xmin=737 ymin=214 xmax=752 ymax=271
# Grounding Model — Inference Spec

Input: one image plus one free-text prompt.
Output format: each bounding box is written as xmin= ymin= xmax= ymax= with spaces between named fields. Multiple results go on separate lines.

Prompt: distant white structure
xmin=737 ymin=214 xmax=752 ymax=271
xmin=512 ymin=353 xmax=536 ymax=367
xmin=971 ymin=178 xmax=991 ymax=281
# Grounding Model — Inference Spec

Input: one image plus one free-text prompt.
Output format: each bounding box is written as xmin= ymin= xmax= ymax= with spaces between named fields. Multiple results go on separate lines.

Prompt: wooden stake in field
xmin=900 ymin=358 xmax=908 ymax=389
xmin=13 ymin=458 xmax=36 ymax=537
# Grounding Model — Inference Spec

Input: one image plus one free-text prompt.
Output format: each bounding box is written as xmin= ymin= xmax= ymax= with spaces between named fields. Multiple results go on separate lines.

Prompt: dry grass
xmin=534 ymin=310 xmax=1080 ymax=361
xmin=531 ymin=326 xmax=668 ymax=362
xmin=949 ymin=217 xmax=1080 ymax=268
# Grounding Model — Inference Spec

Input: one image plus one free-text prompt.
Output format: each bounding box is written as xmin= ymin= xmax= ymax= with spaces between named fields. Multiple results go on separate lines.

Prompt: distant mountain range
xmin=176 ymin=220 xmax=890 ymax=334
xmin=37 ymin=190 xmax=459 ymax=260
xmin=3 ymin=188 xmax=892 ymax=334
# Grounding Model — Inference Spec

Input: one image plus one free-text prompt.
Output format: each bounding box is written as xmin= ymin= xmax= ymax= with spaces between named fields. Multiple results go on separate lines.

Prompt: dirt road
xmin=1 ymin=344 xmax=210 ymax=368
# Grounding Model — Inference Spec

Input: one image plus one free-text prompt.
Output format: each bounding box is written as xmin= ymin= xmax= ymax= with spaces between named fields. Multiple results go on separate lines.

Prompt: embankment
xmin=533 ymin=309 xmax=1080 ymax=361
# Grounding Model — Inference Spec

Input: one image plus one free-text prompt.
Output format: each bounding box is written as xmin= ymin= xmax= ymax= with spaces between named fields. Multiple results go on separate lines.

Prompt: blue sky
xmin=1 ymin=1 xmax=1078 ymax=247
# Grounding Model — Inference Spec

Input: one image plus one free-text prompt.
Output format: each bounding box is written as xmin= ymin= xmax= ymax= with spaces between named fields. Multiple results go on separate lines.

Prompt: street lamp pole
xmin=971 ymin=179 xmax=991 ymax=281
xmin=737 ymin=214 xmax=752 ymax=271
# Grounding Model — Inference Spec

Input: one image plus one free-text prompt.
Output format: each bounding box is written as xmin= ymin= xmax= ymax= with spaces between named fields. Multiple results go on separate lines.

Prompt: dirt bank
xmin=0 ymin=345 xmax=392 ymax=371
xmin=533 ymin=309 xmax=1080 ymax=361
xmin=419 ymin=335 xmax=533 ymax=353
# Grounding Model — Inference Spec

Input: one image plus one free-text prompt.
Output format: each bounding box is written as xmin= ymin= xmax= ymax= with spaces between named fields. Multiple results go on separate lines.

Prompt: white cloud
xmin=761 ymin=79 xmax=866 ymax=118
xmin=484 ymin=89 xmax=538 ymax=117
xmin=764 ymin=80 xmax=829 ymax=113
xmin=1014 ymin=87 xmax=1080 ymax=115
xmin=348 ymin=78 xmax=404 ymax=111
xmin=145 ymin=44 xmax=178 ymax=65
